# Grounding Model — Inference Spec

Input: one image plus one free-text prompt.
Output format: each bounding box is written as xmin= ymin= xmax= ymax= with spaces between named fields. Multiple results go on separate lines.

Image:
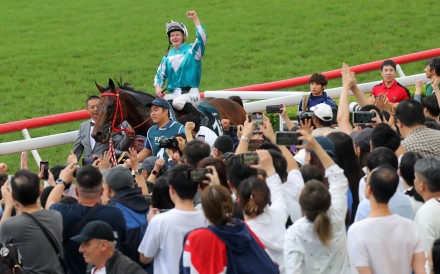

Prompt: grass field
xmin=1 ymin=0 xmax=439 ymax=172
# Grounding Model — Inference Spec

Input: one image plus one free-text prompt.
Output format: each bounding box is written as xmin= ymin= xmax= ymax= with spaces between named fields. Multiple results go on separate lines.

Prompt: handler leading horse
xmin=92 ymin=79 xmax=246 ymax=144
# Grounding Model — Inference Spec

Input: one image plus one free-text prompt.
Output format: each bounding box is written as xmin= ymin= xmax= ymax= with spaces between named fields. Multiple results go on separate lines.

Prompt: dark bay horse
xmin=92 ymin=79 xmax=246 ymax=143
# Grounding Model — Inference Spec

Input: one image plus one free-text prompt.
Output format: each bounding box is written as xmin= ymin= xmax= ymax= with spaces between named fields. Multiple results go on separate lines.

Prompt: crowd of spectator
xmin=1 ymin=58 xmax=440 ymax=274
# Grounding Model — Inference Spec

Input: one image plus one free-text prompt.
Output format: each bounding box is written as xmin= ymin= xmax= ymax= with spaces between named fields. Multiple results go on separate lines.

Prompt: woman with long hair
xmin=328 ymin=131 xmax=364 ymax=223
xmin=180 ymin=185 xmax=278 ymax=274
xmin=284 ymin=130 xmax=356 ymax=274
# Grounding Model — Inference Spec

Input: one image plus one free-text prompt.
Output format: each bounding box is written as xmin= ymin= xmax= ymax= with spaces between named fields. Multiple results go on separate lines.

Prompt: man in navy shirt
xmin=137 ymin=98 xmax=185 ymax=163
xmin=298 ymin=73 xmax=337 ymax=112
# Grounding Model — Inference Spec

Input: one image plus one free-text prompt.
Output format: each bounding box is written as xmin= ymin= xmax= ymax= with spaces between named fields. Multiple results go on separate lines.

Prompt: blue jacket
xmin=298 ymin=91 xmax=337 ymax=112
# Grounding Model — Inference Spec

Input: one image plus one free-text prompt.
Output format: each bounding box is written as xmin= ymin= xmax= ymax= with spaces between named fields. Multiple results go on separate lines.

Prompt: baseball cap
xmin=314 ymin=136 xmax=336 ymax=157
xmin=71 ymin=220 xmax=117 ymax=243
xmin=213 ymin=135 xmax=234 ymax=154
xmin=351 ymin=127 xmax=373 ymax=151
xmin=104 ymin=166 xmax=134 ymax=191
xmin=311 ymin=103 xmax=333 ymax=121
xmin=146 ymin=98 xmax=169 ymax=108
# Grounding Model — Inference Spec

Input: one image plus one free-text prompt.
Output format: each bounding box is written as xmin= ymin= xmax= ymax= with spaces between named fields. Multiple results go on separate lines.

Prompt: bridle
xmin=100 ymin=88 xmax=151 ymax=165
xmin=100 ymin=88 xmax=151 ymax=133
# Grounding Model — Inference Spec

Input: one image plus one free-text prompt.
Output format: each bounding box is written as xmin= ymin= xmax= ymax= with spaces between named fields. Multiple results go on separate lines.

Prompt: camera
xmin=352 ymin=111 xmax=376 ymax=124
xmin=266 ymin=104 xmax=283 ymax=114
xmin=240 ymin=152 xmax=259 ymax=165
xmin=297 ymin=112 xmax=315 ymax=126
xmin=275 ymin=131 xmax=302 ymax=146
xmin=158 ymin=136 xmax=179 ymax=149
xmin=349 ymin=102 xmax=361 ymax=113
xmin=188 ymin=168 xmax=213 ymax=182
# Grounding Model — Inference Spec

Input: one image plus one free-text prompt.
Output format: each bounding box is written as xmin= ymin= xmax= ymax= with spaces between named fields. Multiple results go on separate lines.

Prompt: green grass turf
xmin=0 ymin=0 xmax=438 ymax=172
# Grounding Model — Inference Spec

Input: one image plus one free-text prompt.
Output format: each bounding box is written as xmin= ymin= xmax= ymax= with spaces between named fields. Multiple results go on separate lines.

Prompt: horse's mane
xmin=115 ymin=80 xmax=155 ymax=100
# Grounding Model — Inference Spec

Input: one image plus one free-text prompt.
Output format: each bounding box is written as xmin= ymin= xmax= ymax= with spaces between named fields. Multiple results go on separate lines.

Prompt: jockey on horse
xmin=154 ymin=10 xmax=209 ymax=126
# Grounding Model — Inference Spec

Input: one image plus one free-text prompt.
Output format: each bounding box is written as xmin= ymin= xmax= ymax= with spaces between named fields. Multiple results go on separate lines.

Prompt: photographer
xmin=137 ymin=98 xmax=185 ymax=163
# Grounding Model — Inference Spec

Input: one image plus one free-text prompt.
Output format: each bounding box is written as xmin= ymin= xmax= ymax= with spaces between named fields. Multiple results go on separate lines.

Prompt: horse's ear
xmin=109 ymin=79 xmax=116 ymax=92
xmin=95 ymin=81 xmax=105 ymax=93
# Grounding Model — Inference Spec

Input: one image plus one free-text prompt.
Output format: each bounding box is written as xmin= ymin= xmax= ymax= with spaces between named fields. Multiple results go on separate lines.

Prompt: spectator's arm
xmin=280 ymin=105 xmax=295 ymax=131
xmin=127 ymin=148 xmax=149 ymax=195
xmin=185 ymin=122 xmax=195 ymax=142
xmin=235 ymin=116 xmax=255 ymax=155
xmin=0 ymin=183 xmax=14 ymax=223
xmin=261 ymin=114 xmax=299 ymax=171
xmin=411 ymin=252 xmax=426 ymax=274
xmin=45 ymin=163 xmax=76 ymax=209
xmin=414 ymin=79 xmax=423 ymax=102
xmin=337 ymin=64 xmax=355 ymax=135
xmin=137 ymin=147 xmax=152 ymax=163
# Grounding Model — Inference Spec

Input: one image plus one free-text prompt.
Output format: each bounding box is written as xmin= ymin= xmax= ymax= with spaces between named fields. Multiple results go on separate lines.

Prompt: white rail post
xmin=396 ymin=64 xmax=406 ymax=77
xmin=21 ymin=129 xmax=42 ymax=166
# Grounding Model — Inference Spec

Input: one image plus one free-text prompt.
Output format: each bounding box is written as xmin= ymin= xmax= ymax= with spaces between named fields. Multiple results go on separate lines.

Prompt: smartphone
xmin=275 ymin=131 xmax=302 ymax=146
xmin=266 ymin=104 xmax=283 ymax=114
xmin=188 ymin=168 xmax=213 ymax=182
xmin=248 ymin=139 xmax=263 ymax=151
xmin=82 ymin=157 xmax=95 ymax=166
xmin=228 ymin=125 xmax=238 ymax=134
xmin=353 ymin=111 xmax=376 ymax=124
xmin=39 ymin=161 xmax=49 ymax=180
xmin=240 ymin=152 xmax=259 ymax=166
xmin=249 ymin=112 xmax=263 ymax=126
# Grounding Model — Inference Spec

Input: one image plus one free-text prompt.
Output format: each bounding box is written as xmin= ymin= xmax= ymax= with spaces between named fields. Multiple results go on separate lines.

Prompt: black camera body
xmin=158 ymin=136 xmax=179 ymax=149
xmin=266 ymin=104 xmax=283 ymax=114
xmin=297 ymin=111 xmax=315 ymax=126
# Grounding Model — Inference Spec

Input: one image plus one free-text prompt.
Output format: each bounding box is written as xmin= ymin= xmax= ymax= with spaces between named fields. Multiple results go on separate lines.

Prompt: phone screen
xmin=188 ymin=168 xmax=212 ymax=182
xmin=240 ymin=153 xmax=259 ymax=166
xmin=352 ymin=111 xmax=376 ymax=124
xmin=275 ymin=131 xmax=301 ymax=146
xmin=266 ymin=105 xmax=282 ymax=114
xmin=250 ymin=112 xmax=263 ymax=126
xmin=40 ymin=161 xmax=49 ymax=180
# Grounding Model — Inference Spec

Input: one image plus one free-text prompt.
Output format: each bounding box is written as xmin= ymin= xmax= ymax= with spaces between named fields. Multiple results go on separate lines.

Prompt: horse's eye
xmin=107 ymin=105 xmax=113 ymax=111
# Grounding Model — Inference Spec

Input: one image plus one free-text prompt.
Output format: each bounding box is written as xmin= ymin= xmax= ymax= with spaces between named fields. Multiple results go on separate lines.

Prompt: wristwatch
xmin=240 ymin=136 xmax=250 ymax=142
xmin=135 ymin=168 xmax=143 ymax=175
xmin=151 ymin=170 xmax=159 ymax=176
xmin=56 ymin=178 xmax=69 ymax=188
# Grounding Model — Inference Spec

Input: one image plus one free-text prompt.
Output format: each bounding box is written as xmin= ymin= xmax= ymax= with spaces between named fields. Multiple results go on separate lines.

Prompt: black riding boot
xmin=181 ymin=103 xmax=209 ymax=126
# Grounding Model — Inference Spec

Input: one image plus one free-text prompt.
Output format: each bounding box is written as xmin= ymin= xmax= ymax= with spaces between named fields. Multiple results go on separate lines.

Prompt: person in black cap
xmin=211 ymin=135 xmax=234 ymax=160
xmin=72 ymin=220 xmax=146 ymax=274
xmin=137 ymin=98 xmax=185 ymax=163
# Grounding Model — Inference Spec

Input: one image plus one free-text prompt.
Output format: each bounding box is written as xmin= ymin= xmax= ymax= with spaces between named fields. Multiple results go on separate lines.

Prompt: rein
xmin=100 ymin=88 xmax=151 ymax=166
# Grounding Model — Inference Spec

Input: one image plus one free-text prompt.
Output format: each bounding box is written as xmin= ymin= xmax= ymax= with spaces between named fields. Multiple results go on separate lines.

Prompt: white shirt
xmin=354 ymin=191 xmax=414 ymax=222
xmin=282 ymin=169 xmax=304 ymax=224
xmin=414 ymin=198 xmax=440 ymax=254
xmin=138 ymin=208 xmax=207 ymax=274
xmin=90 ymin=120 xmax=96 ymax=150
xmin=196 ymin=126 xmax=218 ymax=147
xmin=91 ymin=267 xmax=106 ymax=274
xmin=284 ymin=164 xmax=356 ymax=274
xmin=348 ymin=214 xmax=424 ymax=273
xmin=246 ymin=173 xmax=288 ymax=273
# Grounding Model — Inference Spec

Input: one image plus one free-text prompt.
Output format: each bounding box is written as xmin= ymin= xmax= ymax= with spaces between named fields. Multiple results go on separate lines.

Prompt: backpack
xmin=114 ymin=202 xmax=148 ymax=265
xmin=0 ymin=243 xmax=23 ymax=274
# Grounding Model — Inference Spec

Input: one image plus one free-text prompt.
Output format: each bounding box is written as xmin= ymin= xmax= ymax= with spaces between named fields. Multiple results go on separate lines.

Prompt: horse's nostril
xmin=95 ymin=132 xmax=103 ymax=138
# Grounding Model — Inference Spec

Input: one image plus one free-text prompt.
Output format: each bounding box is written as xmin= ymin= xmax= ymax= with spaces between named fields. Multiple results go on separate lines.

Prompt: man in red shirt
xmin=372 ymin=59 xmax=410 ymax=103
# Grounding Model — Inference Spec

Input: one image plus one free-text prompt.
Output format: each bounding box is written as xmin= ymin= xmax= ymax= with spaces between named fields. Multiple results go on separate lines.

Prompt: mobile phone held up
xmin=39 ymin=161 xmax=49 ymax=180
xmin=82 ymin=157 xmax=95 ymax=166
xmin=248 ymin=112 xmax=263 ymax=126
xmin=266 ymin=104 xmax=283 ymax=114
xmin=352 ymin=111 xmax=376 ymax=125
xmin=240 ymin=152 xmax=259 ymax=166
xmin=188 ymin=168 xmax=213 ymax=182
xmin=275 ymin=131 xmax=302 ymax=146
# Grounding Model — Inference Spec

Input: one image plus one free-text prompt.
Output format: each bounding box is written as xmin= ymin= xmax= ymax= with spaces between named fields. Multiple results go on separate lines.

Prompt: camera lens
xmin=349 ymin=102 xmax=361 ymax=113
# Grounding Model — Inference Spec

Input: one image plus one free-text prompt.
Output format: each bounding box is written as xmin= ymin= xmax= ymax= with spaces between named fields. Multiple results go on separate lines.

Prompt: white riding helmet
xmin=166 ymin=21 xmax=188 ymax=38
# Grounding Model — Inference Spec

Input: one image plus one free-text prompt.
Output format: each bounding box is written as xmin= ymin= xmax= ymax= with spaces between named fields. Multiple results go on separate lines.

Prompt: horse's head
xmin=92 ymin=79 xmax=125 ymax=144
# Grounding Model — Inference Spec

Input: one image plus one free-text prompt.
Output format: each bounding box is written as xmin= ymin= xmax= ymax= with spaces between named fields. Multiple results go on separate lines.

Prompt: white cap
xmin=311 ymin=103 xmax=333 ymax=121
